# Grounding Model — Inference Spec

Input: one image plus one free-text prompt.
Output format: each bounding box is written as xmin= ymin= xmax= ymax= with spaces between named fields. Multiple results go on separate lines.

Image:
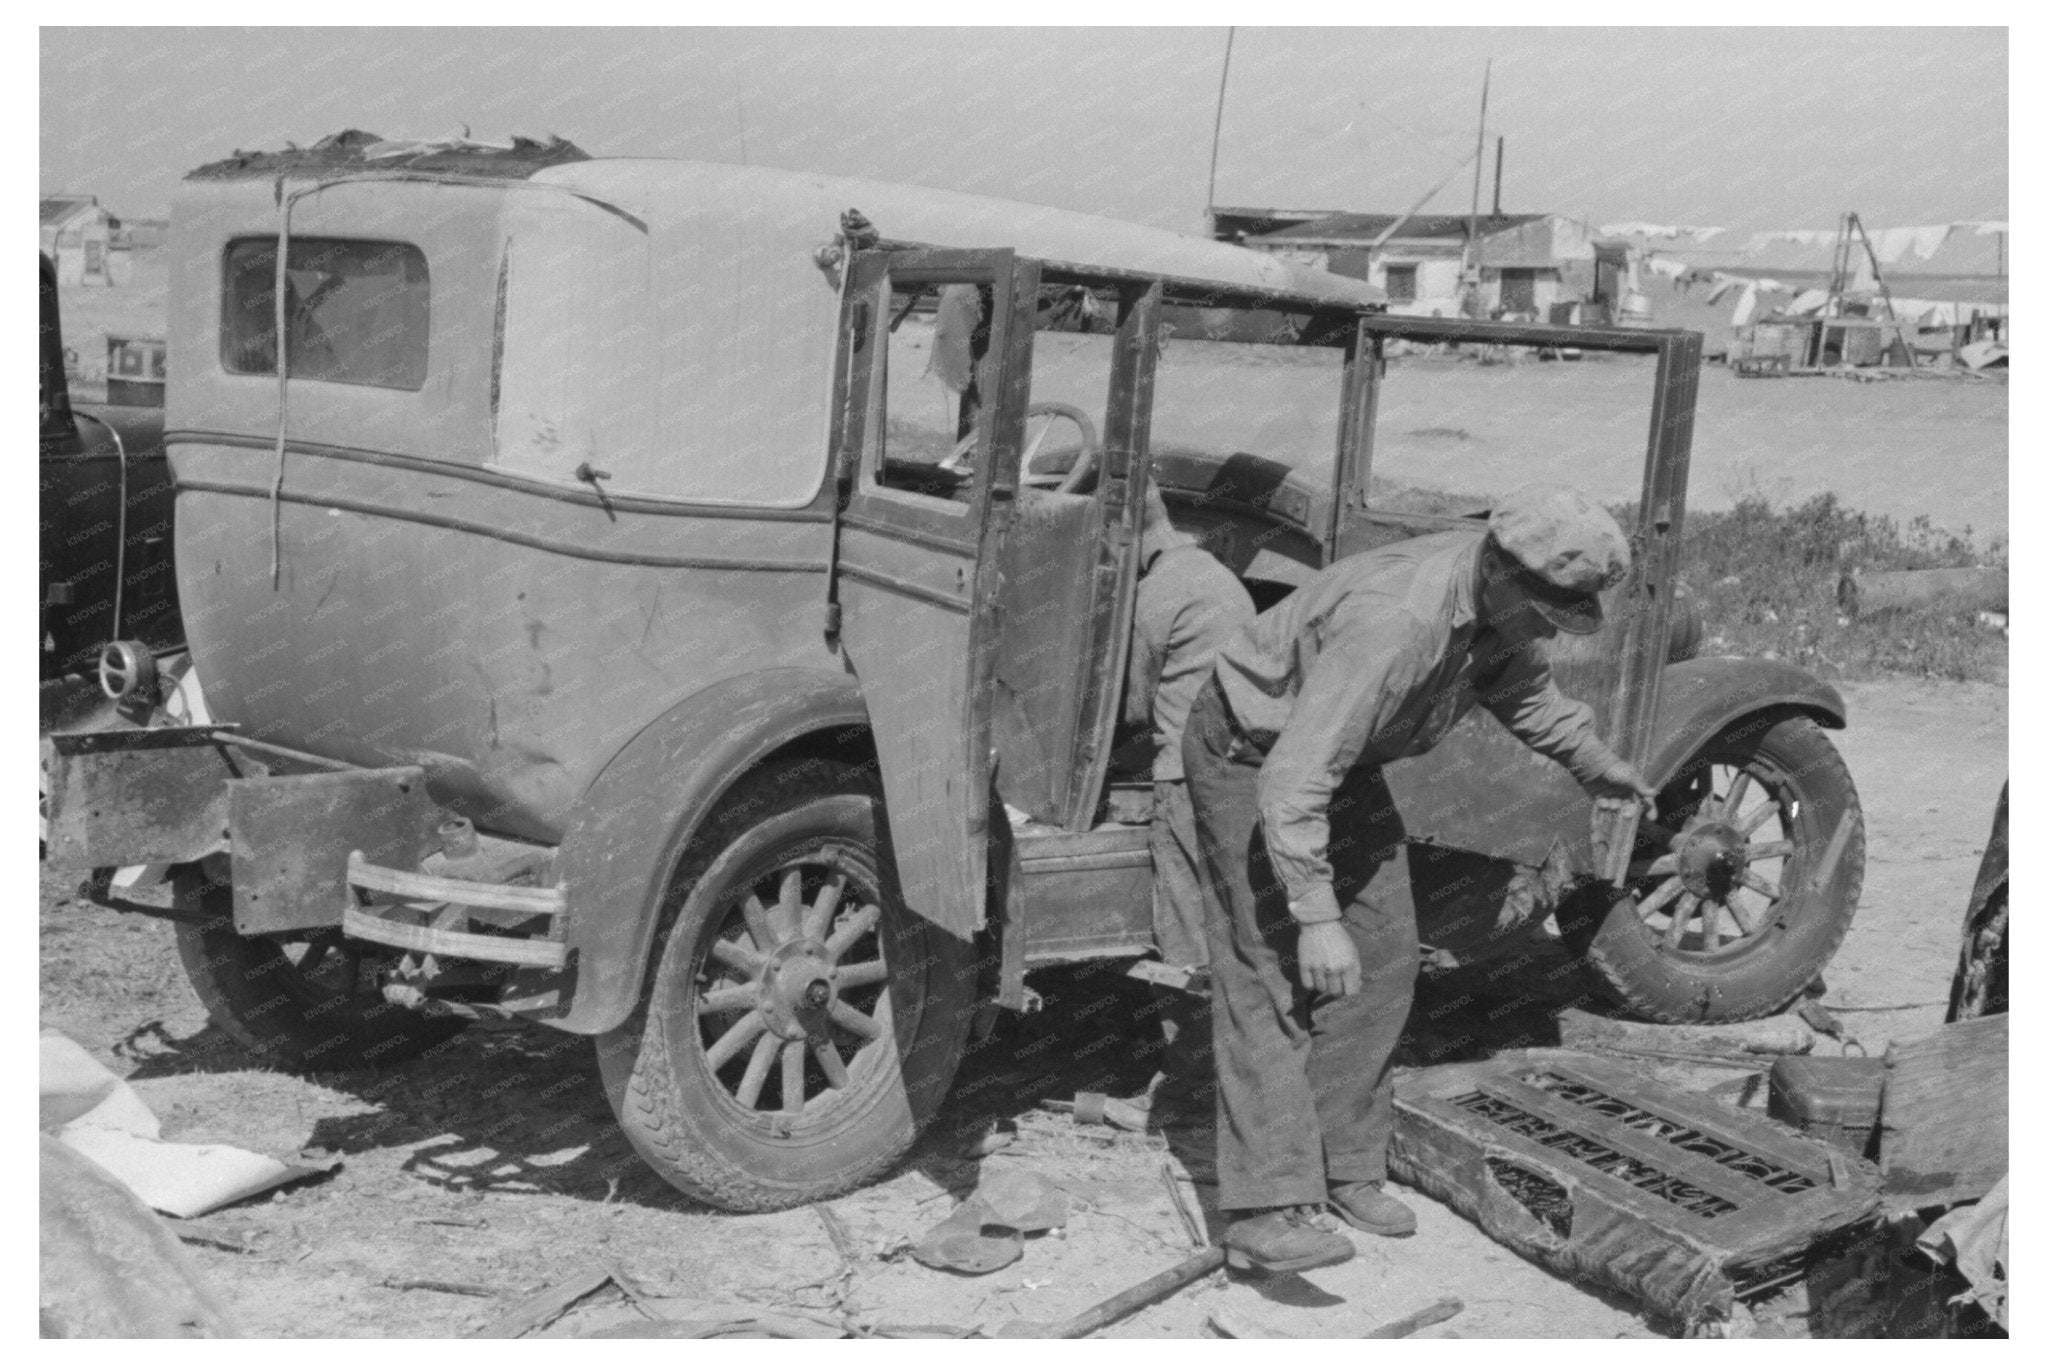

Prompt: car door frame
xmin=828 ymin=246 xmax=1037 ymax=941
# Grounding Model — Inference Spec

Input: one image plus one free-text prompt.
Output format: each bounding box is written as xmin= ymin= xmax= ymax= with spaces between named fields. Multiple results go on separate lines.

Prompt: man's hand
xmin=1584 ymin=758 xmax=1659 ymax=811
xmin=1297 ymin=921 xmax=1362 ymax=998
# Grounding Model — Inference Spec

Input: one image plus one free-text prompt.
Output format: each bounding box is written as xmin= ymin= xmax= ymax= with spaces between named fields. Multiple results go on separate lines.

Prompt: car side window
xmin=867 ymin=283 xmax=987 ymax=513
xmin=221 ymin=237 xmax=430 ymax=391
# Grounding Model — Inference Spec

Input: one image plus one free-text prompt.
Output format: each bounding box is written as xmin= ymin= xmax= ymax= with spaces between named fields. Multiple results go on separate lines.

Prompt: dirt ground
xmin=37 ymin=676 xmax=2005 ymax=1339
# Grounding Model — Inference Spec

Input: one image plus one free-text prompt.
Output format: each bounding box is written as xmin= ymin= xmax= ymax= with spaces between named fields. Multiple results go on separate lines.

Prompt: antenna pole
xmin=1206 ymin=27 xmax=1236 ymax=226
xmin=1462 ymin=59 xmax=1492 ymax=316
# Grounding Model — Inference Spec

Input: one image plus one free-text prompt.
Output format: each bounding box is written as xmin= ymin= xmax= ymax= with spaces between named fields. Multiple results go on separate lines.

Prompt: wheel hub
xmin=1675 ymin=820 xmax=1746 ymax=899
xmin=759 ymin=938 xmax=834 ymax=1039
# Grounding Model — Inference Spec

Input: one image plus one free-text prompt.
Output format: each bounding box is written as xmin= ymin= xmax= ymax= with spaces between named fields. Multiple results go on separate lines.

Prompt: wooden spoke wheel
xmin=1564 ymin=713 xmax=1864 ymax=1024
xmin=598 ymin=764 xmax=976 ymax=1212
xmin=694 ymin=857 xmax=894 ymax=1121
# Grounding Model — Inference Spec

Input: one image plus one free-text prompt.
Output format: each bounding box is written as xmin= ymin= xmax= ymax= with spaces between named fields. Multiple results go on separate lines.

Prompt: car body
xmin=47 ymin=138 xmax=1865 ymax=1210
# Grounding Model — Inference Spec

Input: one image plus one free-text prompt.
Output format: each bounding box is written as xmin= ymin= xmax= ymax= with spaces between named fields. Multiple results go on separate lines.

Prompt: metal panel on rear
xmin=229 ymin=767 xmax=437 ymax=934
xmin=43 ymin=727 xmax=253 ymax=868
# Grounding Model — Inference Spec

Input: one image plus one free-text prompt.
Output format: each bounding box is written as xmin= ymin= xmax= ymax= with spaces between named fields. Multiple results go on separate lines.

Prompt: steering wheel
xmin=939 ymin=401 xmax=1102 ymax=494
xmin=1018 ymin=402 xmax=1101 ymax=494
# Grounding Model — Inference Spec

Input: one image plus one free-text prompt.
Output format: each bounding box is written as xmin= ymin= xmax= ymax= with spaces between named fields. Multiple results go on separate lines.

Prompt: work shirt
xmin=1125 ymin=524 xmax=1254 ymax=782
xmin=1211 ymin=529 xmax=1624 ymax=925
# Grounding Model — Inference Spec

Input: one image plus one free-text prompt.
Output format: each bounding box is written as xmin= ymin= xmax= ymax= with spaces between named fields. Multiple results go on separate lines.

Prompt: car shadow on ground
xmin=109 ymin=934 xmax=1610 ymax=1222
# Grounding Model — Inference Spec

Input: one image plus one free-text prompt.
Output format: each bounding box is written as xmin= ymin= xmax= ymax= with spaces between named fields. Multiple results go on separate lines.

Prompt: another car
xmin=39 ymin=252 xmax=182 ymax=680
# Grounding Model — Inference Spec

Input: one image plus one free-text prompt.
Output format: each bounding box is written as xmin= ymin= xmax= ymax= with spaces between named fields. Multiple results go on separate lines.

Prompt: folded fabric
xmin=40 ymin=1029 xmax=337 ymax=1219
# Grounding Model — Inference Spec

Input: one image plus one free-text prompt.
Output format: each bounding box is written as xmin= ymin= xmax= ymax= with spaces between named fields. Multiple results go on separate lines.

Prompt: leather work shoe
xmin=1221 ymin=1206 xmax=1357 ymax=1274
xmin=1328 ymin=1181 xmax=1417 ymax=1237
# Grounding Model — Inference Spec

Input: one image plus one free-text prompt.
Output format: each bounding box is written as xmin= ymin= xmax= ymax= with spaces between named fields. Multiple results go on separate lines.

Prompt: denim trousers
xmin=1182 ymin=677 xmax=1418 ymax=1212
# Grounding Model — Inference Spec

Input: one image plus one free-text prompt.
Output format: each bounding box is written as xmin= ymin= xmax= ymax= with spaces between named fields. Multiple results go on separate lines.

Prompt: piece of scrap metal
xmin=1389 ymin=1049 xmax=1881 ymax=1331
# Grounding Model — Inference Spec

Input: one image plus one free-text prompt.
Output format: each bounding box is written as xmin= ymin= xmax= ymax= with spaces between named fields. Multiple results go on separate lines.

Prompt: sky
xmin=42 ymin=26 xmax=2007 ymax=245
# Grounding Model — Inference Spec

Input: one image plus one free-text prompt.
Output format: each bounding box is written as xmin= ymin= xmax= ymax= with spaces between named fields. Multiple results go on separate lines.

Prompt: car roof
xmin=534 ymin=158 xmax=1385 ymax=310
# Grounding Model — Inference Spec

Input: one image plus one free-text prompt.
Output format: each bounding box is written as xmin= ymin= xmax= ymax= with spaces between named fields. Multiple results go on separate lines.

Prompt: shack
xmin=1232 ymin=211 xmax=1601 ymax=320
xmin=40 ymin=195 xmax=130 ymax=287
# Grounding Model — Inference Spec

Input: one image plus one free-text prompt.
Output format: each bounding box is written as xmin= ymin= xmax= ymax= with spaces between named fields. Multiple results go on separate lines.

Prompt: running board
xmin=342 ymin=851 xmax=569 ymax=969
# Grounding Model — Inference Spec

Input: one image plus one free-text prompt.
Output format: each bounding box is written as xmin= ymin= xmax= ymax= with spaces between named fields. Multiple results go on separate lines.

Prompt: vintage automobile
xmin=47 ymin=136 xmax=1864 ymax=1212
xmin=39 ymin=253 xmax=182 ymax=680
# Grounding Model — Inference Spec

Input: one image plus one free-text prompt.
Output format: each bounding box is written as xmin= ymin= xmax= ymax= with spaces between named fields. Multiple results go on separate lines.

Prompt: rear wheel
xmin=597 ymin=766 xmax=977 ymax=1212
xmin=174 ymin=868 xmax=466 ymax=1069
xmin=1563 ymin=712 xmax=1864 ymax=1023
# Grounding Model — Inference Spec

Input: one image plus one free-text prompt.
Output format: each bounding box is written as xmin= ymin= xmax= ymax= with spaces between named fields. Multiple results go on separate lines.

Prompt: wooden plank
xmin=468 ymin=1266 xmax=614 ymax=1339
xmin=347 ymin=852 xmax=566 ymax=915
xmin=1881 ymin=1013 xmax=2008 ymax=1209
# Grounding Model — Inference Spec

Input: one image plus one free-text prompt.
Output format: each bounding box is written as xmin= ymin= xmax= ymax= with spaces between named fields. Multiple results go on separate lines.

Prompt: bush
xmin=1677 ymin=493 xmax=2006 ymax=683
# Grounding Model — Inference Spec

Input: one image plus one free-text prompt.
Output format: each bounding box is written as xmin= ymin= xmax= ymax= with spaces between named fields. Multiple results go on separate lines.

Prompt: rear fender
xmin=1642 ymin=657 xmax=1848 ymax=782
xmin=546 ymin=668 xmax=870 ymax=1035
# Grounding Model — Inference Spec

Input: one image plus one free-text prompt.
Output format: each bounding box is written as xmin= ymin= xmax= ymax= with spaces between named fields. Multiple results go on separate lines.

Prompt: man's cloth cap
xmin=1487 ymin=484 xmax=1631 ymax=634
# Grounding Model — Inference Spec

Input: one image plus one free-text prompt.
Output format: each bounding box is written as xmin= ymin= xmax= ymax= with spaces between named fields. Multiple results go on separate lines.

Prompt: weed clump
xmin=1677 ymin=493 xmax=2005 ymax=682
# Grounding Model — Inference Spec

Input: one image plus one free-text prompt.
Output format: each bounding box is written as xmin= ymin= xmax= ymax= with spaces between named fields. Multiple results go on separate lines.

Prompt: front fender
xmin=546 ymin=667 xmax=868 ymax=1035
xmin=1643 ymin=657 xmax=1848 ymax=783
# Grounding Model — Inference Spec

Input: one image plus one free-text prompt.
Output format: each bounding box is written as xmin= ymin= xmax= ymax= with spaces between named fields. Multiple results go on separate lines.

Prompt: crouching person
xmin=1122 ymin=480 xmax=1253 ymax=1115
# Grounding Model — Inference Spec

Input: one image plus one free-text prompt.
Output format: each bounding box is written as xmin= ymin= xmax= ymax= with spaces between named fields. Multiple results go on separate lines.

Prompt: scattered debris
xmin=1068 ymin=1091 xmax=1151 ymax=1131
xmin=380 ymin=1278 xmax=499 ymax=1298
xmin=990 ymin=1246 xmax=1227 ymax=1338
xmin=469 ymin=1265 xmax=618 ymax=1339
xmin=1915 ymin=1174 xmax=2007 ymax=1330
xmin=1207 ymin=1308 xmax=1278 ymax=1338
xmin=1836 ymin=566 xmax=2007 ymax=620
xmin=40 ymin=1134 xmax=243 ymax=1338
xmin=959 ymin=1119 xmax=1018 ymax=1157
xmin=40 ymin=1029 xmax=338 ymax=1219
xmin=582 ymin=1310 xmax=846 ymax=1339
xmin=1556 ymin=1008 xmax=1818 ymax=1062
xmin=910 ymin=1170 xmax=1068 ymax=1275
xmin=1879 ymin=1013 xmax=2008 ymax=1211
xmin=1365 ymin=1295 xmax=1465 ymax=1338
xmin=912 ymin=1202 xmax=1023 ymax=1276
xmin=1159 ymin=1159 xmax=1207 ymax=1248
xmin=976 ymin=1169 xmax=1068 ymax=1232
xmin=1767 ymin=1055 xmax=1886 ymax=1156
xmin=1390 ymin=1050 xmax=1882 ymax=1331
xmin=1956 ymin=340 xmax=2008 ymax=370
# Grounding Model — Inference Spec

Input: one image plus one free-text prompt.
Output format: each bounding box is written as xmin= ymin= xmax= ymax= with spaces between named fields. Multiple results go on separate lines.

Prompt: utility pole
xmin=1462 ymin=59 xmax=1492 ymax=318
xmin=1205 ymin=27 xmax=1236 ymax=229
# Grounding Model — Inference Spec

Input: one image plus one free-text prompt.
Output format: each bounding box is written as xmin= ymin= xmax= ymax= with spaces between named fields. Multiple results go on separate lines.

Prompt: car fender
xmin=547 ymin=666 xmax=869 ymax=1035
xmin=1641 ymin=657 xmax=1848 ymax=783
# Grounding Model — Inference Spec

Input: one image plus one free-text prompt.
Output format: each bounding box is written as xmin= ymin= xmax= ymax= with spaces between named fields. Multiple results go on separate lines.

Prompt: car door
xmin=829 ymin=247 xmax=1037 ymax=940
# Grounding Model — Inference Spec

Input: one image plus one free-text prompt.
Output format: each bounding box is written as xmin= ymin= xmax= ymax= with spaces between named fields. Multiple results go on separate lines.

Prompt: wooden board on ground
xmin=1879 ymin=1013 xmax=2008 ymax=1211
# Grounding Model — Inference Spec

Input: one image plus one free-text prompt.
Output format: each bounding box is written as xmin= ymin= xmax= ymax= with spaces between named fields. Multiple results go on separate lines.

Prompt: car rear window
xmin=221 ymin=237 xmax=429 ymax=390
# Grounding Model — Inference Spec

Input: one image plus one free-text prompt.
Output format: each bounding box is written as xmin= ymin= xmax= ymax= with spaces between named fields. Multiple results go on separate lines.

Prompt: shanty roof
xmin=40 ymin=195 xmax=100 ymax=226
xmin=1257 ymin=212 xmax=1549 ymax=243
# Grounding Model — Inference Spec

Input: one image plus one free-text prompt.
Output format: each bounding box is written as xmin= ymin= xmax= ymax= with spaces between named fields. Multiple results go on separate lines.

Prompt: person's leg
xmin=1183 ymin=682 xmax=1324 ymax=1214
xmin=1149 ymin=778 xmax=1212 ymax=1105
xmin=1302 ymin=767 xmax=1420 ymax=1232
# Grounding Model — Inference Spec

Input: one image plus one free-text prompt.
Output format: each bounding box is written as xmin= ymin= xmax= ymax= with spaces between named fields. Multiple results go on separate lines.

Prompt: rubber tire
xmin=595 ymin=765 xmax=978 ymax=1212
xmin=173 ymin=869 xmax=467 ymax=1070
xmin=1562 ymin=712 xmax=1865 ymax=1024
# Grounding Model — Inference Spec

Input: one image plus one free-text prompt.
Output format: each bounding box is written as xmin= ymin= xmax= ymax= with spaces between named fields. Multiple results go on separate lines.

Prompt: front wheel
xmin=1562 ymin=712 xmax=1865 ymax=1023
xmin=596 ymin=767 xmax=976 ymax=1212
